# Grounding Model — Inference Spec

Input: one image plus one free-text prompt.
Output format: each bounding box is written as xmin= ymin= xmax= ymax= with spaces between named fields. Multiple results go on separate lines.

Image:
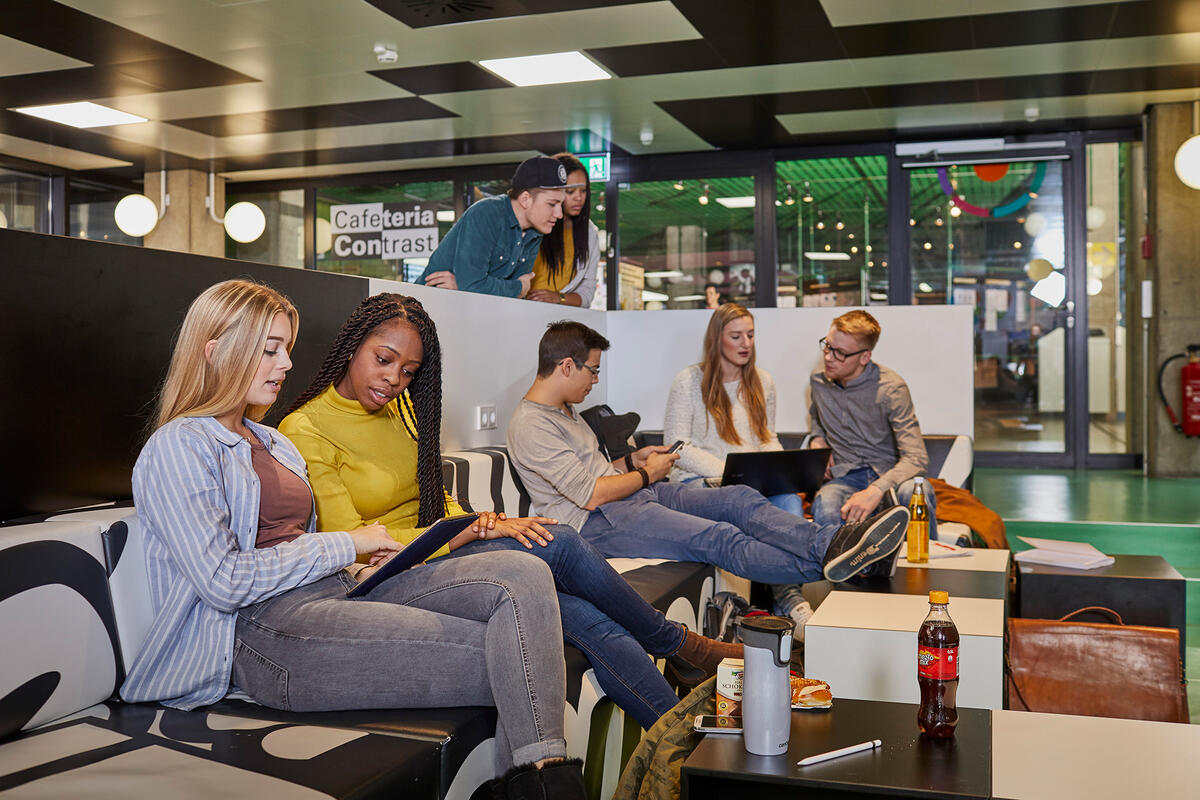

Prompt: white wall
xmin=605 ymin=306 xmax=975 ymax=437
xmin=368 ymin=278 xmax=607 ymax=451
xmin=365 ymin=280 xmax=975 ymax=446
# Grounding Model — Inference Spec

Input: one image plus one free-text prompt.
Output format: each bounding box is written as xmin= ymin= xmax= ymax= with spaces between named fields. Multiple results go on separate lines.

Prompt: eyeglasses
xmin=818 ymin=337 xmax=868 ymax=362
xmin=573 ymin=360 xmax=601 ymax=377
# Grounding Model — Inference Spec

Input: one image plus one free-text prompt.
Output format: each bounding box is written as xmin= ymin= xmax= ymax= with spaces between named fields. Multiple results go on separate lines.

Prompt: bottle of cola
xmin=917 ymin=590 xmax=959 ymax=738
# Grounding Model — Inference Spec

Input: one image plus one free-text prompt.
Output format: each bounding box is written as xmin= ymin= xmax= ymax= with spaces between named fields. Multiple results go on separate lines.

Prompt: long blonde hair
xmin=151 ymin=279 xmax=298 ymax=431
xmin=700 ymin=303 xmax=770 ymax=446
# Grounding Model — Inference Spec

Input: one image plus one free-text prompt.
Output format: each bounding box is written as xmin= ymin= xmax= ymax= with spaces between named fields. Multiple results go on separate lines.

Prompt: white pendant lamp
xmin=207 ymin=171 xmax=265 ymax=243
xmin=1175 ymin=100 xmax=1200 ymax=190
xmin=114 ymin=172 xmax=169 ymax=238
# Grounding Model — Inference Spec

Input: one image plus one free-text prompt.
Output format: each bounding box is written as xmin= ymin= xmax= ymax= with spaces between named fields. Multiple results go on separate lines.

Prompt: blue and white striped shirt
xmin=121 ymin=415 xmax=355 ymax=709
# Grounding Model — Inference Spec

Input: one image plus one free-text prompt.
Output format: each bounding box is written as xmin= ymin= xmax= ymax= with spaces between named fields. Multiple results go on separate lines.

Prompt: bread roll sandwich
xmin=791 ymin=675 xmax=833 ymax=708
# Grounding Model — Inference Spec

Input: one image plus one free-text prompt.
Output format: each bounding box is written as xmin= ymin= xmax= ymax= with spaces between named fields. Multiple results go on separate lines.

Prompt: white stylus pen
xmin=796 ymin=738 xmax=882 ymax=766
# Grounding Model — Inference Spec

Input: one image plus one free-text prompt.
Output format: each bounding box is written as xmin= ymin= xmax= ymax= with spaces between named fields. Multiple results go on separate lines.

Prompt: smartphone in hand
xmin=667 ymin=439 xmax=686 ymax=454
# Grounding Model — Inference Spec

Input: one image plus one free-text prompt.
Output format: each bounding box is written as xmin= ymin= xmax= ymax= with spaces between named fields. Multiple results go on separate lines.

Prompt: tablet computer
xmin=720 ymin=448 xmax=831 ymax=497
xmin=346 ymin=512 xmax=478 ymax=598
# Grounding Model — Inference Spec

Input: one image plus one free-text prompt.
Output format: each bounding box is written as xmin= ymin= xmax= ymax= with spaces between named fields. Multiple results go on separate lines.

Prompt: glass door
xmin=907 ymin=148 xmax=1081 ymax=464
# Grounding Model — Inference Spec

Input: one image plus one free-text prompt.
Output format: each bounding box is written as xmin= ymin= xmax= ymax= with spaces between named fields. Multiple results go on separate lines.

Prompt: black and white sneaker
xmin=821 ymin=506 xmax=910 ymax=583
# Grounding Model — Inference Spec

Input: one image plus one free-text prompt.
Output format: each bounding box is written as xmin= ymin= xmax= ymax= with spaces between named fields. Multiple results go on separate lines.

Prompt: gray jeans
xmin=231 ymin=550 xmax=566 ymax=770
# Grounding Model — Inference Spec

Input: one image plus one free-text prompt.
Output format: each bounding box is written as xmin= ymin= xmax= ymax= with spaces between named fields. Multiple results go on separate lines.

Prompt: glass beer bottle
xmin=906 ymin=478 xmax=929 ymax=563
xmin=917 ymin=590 xmax=958 ymax=738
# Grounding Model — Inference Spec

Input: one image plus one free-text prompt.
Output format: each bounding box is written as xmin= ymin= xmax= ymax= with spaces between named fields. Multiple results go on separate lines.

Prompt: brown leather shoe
xmin=666 ymin=630 xmax=743 ymax=687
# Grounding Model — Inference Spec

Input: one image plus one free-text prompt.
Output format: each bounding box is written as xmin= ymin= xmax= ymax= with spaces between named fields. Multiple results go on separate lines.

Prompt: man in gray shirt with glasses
xmin=506 ymin=320 xmax=911 ymax=594
xmin=809 ymin=309 xmax=935 ymax=537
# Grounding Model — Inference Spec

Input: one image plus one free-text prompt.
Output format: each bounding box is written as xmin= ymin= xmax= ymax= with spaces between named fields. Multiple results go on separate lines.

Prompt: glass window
xmin=315 ymin=181 xmax=454 ymax=280
xmin=589 ymin=182 xmax=607 ymax=310
xmin=69 ymin=179 xmax=141 ymax=244
xmin=225 ymin=189 xmax=305 ymax=268
xmin=1 ymin=168 xmax=52 ymax=234
xmin=1085 ymin=142 xmax=1136 ymax=455
xmin=617 ymin=176 xmax=755 ymax=310
xmin=776 ymin=156 xmax=888 ymax=308
xmin=910 ymin=159 xmax=1067 ymax=453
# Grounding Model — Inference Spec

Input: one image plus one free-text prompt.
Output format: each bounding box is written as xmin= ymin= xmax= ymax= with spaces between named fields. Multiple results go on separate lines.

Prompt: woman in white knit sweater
xmin=663 ymin=303 xmax=813 ymax=632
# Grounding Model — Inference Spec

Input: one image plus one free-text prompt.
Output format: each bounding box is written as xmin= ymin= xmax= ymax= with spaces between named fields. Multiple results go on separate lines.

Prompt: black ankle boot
xmin=501 ymin=758 xmax=586 ymax=800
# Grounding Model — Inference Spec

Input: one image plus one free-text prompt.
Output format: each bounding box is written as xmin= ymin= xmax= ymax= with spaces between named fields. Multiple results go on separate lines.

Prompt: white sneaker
xmin=783 ymin=599 xmax=814 ymax=643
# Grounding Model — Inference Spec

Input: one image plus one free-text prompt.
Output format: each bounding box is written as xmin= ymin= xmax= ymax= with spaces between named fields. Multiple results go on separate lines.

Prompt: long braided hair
xmin=287 ymin=293 xmax=447 ymax=527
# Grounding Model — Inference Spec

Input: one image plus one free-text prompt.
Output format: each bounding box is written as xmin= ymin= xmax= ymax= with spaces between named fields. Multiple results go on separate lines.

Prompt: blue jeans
xmin=813 ymin=467 xmax=937 ymax=540
xmin=232 ymin=551 xmax=565 ymax=771
xmin=438 ymin=526 xmax=684 ymax=729
xmin=581 ymin=482 xmax=837 ymax=584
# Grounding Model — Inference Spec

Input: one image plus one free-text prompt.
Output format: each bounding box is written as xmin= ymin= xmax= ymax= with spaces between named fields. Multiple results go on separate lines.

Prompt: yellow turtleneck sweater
xmin=279 ymin=384 xmax=463 ymax=559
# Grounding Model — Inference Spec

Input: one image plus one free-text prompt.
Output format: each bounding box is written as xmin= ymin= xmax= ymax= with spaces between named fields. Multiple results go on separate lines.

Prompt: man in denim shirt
xmin=419 ymin=155 xmax=567 ymax=297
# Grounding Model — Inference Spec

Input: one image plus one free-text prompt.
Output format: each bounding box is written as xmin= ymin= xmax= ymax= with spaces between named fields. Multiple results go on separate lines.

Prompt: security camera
xmin=374 ymin=43 xmax=398 ymax=64
xmin=1024 ymin=104 xmax=1039 ymax=123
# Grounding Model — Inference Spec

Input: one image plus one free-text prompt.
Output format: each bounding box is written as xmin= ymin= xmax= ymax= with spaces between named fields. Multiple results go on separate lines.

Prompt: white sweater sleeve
xmin=664 ymin=366 xmax=729 ymax=480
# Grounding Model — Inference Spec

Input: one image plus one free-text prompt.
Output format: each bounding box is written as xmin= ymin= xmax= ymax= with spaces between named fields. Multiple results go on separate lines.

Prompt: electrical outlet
xmin=476 ymin=405 xmax=497 ymax=430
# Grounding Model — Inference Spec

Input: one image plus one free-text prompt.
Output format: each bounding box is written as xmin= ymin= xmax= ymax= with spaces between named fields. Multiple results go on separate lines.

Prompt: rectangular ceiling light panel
xmin=715 ymin=196 xmax=755 ymax=208
xmin=478 ymin=51 xmax=611 ymax=87
xmin=13 ymin=101 xmax=147 ymax=128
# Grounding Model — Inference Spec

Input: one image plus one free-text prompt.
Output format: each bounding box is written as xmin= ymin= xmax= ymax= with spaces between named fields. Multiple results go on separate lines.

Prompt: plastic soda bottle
xmin=917 ymin=590 xmax=959 ymax=738
xmin=906 ymin=478 xmax=930 ymax=563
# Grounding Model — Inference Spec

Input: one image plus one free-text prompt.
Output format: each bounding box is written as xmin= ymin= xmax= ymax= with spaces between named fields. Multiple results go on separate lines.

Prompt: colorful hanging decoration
xmin=937 ymin=161 xmax=1046 ymax=218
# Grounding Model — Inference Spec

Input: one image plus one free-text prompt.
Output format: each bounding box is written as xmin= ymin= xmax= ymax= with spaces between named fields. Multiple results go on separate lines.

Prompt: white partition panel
xmin=368 ymin=279 xmax=607 ymax=451
xmin=604 ymin=306 xmax=974 ymax=437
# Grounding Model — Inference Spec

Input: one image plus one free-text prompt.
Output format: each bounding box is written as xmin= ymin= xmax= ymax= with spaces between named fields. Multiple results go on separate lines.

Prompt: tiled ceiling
xmin=1 ymin=0 xmax=1198 ymax=184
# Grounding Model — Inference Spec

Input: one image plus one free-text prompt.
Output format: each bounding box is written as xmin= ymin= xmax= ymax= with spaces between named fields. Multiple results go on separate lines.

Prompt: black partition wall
xmin=0 ymin=228 xmax=372 ymax=522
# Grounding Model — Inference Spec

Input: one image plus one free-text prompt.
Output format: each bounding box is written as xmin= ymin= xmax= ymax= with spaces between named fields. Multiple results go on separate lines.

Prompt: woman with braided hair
xmin=281 ymin=292 xmax=741 ymax=733
xmin=126 ymin=280 xmax=583 ymax=799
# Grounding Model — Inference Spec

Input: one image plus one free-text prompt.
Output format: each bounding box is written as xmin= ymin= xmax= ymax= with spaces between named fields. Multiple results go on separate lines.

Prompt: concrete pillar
xmin=143 ymin=169 xmax=225 ymax=257
xmin=1146 ymin=101 xmax=1200 ymax=477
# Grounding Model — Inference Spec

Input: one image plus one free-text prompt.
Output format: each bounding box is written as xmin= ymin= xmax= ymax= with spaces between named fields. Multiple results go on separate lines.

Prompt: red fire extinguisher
xmin=1158 ymin=345 xmax=1200 ymax=437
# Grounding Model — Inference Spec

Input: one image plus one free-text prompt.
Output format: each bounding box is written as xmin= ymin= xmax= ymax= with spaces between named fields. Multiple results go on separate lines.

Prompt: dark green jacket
xmin=615 ymin=678 xmax=715 ymax=800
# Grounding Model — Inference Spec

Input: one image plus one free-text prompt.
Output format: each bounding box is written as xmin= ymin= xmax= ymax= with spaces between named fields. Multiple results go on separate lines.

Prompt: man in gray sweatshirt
xmin=809 ymin=309 xmax=935 ymax=538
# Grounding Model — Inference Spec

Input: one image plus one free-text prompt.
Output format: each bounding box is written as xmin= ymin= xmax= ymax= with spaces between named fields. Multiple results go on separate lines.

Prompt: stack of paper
xmin=1013 ymin=537 xmax=1115 ymax=570
xmin=900 ymin=541 xmax=972 ymax=565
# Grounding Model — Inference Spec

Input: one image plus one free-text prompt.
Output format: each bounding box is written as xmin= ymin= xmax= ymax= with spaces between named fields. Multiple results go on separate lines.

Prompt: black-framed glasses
xmin=818 ymin=337 xmax=868 ymax=362
xmin=572 ymin=359 xmax=601 ymax=377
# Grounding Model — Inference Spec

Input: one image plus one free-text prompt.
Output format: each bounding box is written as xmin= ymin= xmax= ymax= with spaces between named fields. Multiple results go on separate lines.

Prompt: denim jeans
xmin=812 ymin=467 xmax=937 ymax=540
xmin=439 ymin=526 xmax=684 ymax=729
xmin=581 ymin=482 xmax=836 ymax=584
xmin=231 ymin=551 xmax=566 ymax=771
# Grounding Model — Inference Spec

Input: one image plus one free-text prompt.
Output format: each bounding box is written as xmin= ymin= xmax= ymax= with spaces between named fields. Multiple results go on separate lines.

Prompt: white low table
xmin=991 ymin=709 xmax=1200 ymax=799
xmin=805 ymin=590 xmax=1005 ymax=709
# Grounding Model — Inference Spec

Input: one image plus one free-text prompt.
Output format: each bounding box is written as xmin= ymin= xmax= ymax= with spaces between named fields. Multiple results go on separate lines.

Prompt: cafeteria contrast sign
xmin=330 ymin=202 xmax=439 ymax=259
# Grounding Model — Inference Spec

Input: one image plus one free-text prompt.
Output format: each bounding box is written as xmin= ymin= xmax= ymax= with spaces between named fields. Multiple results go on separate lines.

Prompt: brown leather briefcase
xmin=1006 ymin=606 xmax=1189 ymax=723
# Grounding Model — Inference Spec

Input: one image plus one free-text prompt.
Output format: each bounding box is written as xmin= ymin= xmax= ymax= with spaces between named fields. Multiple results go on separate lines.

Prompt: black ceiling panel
xmin=211 ymin=129 xmax=580 ymax=172
xmin=168 ymin=97 xmax=458 ymax=137
xmin=0 ymin=0 xmax=256 ymax=106
xmin=370 ymin=62 xmax=512 ymax=94
xmin=365 ymin=0 xmax=640 ymax=29
xmin=657 ymin=95 xmax=794 ymax=150
xmin=672 ymin=0 xmax=846 ymax=67
xmin=585 ymin=39 xmax=727 ymax=78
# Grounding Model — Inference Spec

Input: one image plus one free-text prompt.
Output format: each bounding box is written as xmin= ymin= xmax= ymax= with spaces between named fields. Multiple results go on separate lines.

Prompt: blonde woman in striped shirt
xmin=123 ymin=279 xmax=584 ymax=795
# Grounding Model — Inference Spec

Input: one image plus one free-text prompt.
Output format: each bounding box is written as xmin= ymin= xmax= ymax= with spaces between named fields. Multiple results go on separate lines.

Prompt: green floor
xmin=974 ymin=468 xmax=1200 ymax=723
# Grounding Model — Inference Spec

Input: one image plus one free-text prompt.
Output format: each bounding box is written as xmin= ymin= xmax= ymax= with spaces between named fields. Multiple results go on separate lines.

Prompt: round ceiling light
xmin=315 ymin=216 xmax=333 ymax=254
xmin=114 ymin=193 xmax=159 ymax=238
xmin=1174 ymin=133 xmax=1200 ymax=190
xmin=224 ymin=201 xmax=266 ymax=243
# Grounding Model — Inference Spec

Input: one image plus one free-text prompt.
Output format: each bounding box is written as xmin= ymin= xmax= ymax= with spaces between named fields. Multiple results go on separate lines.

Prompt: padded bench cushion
xmin=0 ymin=702 xmax=441 ymax=799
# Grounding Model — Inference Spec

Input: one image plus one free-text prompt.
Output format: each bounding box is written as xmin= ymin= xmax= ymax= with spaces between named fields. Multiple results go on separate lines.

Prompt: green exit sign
xmin=578 ymin=153 xmax=610 ymax=182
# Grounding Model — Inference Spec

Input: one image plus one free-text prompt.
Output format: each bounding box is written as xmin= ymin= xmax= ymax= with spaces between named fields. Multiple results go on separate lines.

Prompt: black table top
xmin=682 ymin=698 xmax=991 ymax=800
xmin=805 ymin=564 xmax=1008 ymax=608
xmin=1016 ymin=552 xmax=1182 ymax=580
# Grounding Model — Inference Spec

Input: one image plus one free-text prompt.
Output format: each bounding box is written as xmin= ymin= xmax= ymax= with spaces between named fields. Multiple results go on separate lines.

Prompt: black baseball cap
xmin=512 ymin=155 xmax=568 ymax=192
